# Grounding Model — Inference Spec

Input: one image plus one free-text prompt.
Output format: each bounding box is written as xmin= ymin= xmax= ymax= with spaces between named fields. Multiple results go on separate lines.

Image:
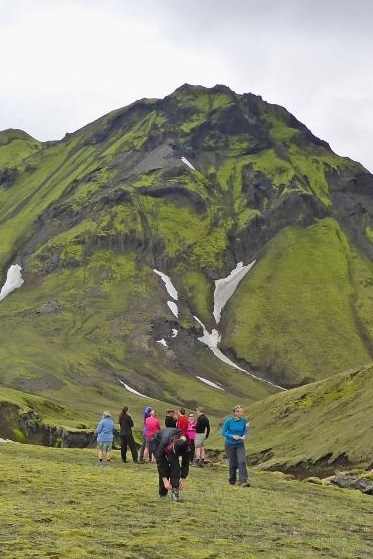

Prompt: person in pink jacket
xmin=186 ymin=412 xmax=197 ymax=464
xmin=143 ymin=409 xmax=161 ymax=463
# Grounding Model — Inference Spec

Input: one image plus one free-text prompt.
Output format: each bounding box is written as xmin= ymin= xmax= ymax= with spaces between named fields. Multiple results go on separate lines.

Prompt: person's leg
xmin=157 ymin=457 xmax=170 ymax=497
xmin=196 ymin=435 xmax=205 ymax=466
xmin=168 ymin=455 xmax=182 ymax=501
xmin=189 ymin=440 xmax=195 ymax=464
xmin=120 ymin=435 xmax=127 ymax=462
xmin=128 ymin=434 xmax=138 ymax=462
xmin=200 ymin=439 xmax=206 ymax=464
xmin=97 ymin=443 xmax=103 ymax=463
xmin=143 ymin=439 xmax=150 ymax=461
xmin=105 ymin=442 xmax=112 ymax=463
xmin=139 ymin=435 xmax=146 ymax=462
xmin=225 ymin=443 xmax=238 ymax=484
xmin=236 ymin=444 xmax=249 ymax=485
xmin=194 ymin=434 xmax=201 ymax=463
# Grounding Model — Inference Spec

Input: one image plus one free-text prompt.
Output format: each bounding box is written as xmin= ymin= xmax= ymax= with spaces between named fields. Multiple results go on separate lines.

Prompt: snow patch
xmin=213 ymin=261 xmax=256 ymax=324
xmin=196 ymin=376 xmax=224 ymax=391
xmin=0 ymin=264 xmax=24 ymax=301
xmin=167 ymin=301 xmax=178 ymax=317
xmin=118 ymin=380 xmax=154 ymax=399
xmin=181 ymin=156 xmax=196 ymax=171
xmin=194 ymin=316 xmax=286 ymax=391
xmin=171 ymin=329 xmax=178 ymax=338
xmin=156 ymin=338 xmax=168 ymax=347
xmin=0 ymin=438 xmax=15 ymax=443
xmin=153 ymin=269 xmax=178 ymax=300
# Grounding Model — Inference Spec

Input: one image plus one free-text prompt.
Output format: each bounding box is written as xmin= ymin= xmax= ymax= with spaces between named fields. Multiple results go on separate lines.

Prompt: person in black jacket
xmin=194 ymin=407 xmax=210 ymax=467
xmin=164 ymin=409 xmax=177 ymax=428
xmin=149 ymin=427 xmax=189 ymax=502
xmin=118 ymin=406 xmax=138 ymax=463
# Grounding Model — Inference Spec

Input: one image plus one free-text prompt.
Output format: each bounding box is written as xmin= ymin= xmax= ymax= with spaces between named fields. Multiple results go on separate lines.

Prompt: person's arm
xmin=242 ymin=419 xmax=248 ymax=438
xmin=129 ymin=416 xmax=134 ymax=428
xmin=205 ymin=418 xmax=210 ymax=439
xmin=221 ymin=418 xmax=234 ymax=443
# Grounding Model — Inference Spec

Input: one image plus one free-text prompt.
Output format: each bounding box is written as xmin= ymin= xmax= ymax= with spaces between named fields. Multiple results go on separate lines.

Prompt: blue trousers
xmin=225 ymin=442 xmax=248 ymax=484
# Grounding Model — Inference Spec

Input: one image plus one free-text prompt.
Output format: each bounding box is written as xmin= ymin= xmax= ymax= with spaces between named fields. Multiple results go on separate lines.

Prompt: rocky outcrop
xmin=330 ymin=473 xmax=373 ymax=495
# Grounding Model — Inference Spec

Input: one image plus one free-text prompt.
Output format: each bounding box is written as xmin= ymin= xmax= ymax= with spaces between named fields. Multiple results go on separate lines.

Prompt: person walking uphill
xmin=221 ymin=405 xmax=249 ymax=487
xmin=118 ymin=406 xmax=138 ymax=463
xmin=96 ymin=411 xmax=115 ymax=466
xmin=149 ymin=427 xmax=189 ymax=502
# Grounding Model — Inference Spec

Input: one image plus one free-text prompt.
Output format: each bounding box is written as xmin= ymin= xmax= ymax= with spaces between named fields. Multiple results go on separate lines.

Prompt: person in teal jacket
xmin=221 ymin=405 xmax=250 ymax=487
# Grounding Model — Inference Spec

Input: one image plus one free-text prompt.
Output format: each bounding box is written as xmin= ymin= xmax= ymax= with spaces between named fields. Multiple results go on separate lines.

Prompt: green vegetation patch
xmin=223 ymin=218 xmax=371 ymax=384
xmin=0 ymin=443 xmax=371 ymax=559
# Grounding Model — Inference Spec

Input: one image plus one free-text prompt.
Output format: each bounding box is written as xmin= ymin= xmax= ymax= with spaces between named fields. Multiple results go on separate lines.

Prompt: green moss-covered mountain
xmin=1 ymin=83 xmax=373 ymax=421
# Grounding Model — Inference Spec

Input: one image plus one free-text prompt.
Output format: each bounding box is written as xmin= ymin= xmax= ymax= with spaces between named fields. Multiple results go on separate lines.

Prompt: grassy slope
xmin=222 ymin=218 xmax=373 ymax=384
xmin=0 ymin=443 xmax=372 ymax=559
xmin=0 ymin=249 xmax=275 ymax=432
xmin=209 ymin=363 xmax=373 ymax=472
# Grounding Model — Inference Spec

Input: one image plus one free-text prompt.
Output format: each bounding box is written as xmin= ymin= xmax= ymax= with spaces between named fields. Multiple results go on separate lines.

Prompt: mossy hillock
xmin=1 ymin=83 xmax=373 ymax=442
xmin=242 ymin=363 xmax=373 ymax=474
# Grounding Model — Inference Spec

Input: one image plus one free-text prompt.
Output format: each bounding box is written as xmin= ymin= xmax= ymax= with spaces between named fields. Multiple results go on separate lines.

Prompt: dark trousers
xmin=225 ymin=443 xmax=248 ymax=484
xmin=120 ymin=434 xmax=138 ymax=462
xmin=157 ymin=454 xmax=181 ymax=496
xmin=188 ymin=439 xmax=195 ymax=463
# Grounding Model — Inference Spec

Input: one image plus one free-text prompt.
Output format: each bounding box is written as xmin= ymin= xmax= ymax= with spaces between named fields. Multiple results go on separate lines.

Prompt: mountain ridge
xmin=0 ymin=84 xmax=373 ymax=441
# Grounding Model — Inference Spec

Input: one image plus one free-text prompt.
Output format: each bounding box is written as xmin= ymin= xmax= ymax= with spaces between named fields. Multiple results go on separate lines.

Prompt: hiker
xmin=194 ymin=407 xmax=210 ymax=467
xmin=164 ymin=409 xmax=177 ymax=428
xmin=139 ymin=405 xmax=152 ymax=462
xmin=143 ymin=408 xmax=161 ymax=463
xmin=176 ymin=408 xmax=188 ymax=437
xmin=118 ymin=406 xmax=138 ymax=463
xmin=96 ymin=410 xmax=115 ymax=465
xmin=149 ymin=427 xmax=189 ymax=502
xmin=221 ymin=404 xmax=250 ymax=487
xmin=186 ymin=411 xmax=197 ymax=464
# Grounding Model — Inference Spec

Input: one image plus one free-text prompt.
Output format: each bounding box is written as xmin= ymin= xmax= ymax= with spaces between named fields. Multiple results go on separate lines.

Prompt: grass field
xmin=0 ymin=443 xmax=371 ymax=559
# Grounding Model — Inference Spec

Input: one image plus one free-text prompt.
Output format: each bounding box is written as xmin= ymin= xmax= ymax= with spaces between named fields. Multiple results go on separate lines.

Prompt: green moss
xmin=223 ymin=218 xmax=371 ymax=384
xmin=12 ymin=428 xmax=26 ymax=443
xmin=0 ymin=443 xmax=372 ymax=559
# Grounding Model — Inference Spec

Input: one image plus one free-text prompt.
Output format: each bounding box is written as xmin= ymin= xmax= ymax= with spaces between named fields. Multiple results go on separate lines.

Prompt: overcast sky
xmin=1 ymin=0 xmax=372 ymax=172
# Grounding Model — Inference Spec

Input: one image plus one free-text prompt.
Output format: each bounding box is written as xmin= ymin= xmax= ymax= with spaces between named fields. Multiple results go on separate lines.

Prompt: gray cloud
xmin=0 ymin=0 xmax=372 ymax=171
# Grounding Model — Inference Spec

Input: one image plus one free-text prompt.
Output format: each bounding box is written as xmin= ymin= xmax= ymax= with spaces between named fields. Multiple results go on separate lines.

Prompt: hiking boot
xmin=171 ymin=489 xmax=181 ymax=502
xmin=229 ymin=480 xmax=236 ymax=485
xmin=240 ymin=482 xmax=250 ymax=488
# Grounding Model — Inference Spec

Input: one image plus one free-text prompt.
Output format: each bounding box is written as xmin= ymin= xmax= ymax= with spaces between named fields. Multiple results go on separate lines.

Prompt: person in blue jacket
xmin=221 ymin=405 xmax=250 ymax=487
xmin=96 ymin=411 xmax=115 ymax=465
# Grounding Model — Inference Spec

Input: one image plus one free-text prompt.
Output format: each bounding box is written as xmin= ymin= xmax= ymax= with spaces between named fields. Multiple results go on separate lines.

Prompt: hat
xmin=167 ymin=409 xmax=175 ymax=413
xmin=102 ymin=410 xmax=111 ymax=417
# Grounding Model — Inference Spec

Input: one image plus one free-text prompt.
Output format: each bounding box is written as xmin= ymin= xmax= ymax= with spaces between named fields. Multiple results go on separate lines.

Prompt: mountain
xmin=1 ymin=83 xmax=373 ymax=426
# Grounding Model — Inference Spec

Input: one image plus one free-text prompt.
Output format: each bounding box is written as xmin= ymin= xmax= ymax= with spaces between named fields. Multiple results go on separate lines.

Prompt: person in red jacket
xmin=176 ymin=408 xmax=188 ymax=437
